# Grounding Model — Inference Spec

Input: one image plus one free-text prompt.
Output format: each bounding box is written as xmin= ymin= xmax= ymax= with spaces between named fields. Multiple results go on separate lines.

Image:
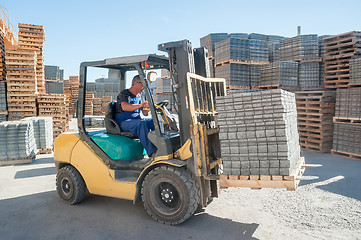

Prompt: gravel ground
xmin=0 ymin=150 xmax=360 ymax=240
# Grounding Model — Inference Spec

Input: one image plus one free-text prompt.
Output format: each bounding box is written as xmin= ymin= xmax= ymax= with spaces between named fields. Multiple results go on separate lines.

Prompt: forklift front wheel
xmin=56 ymin=165 xmax=86 ymax=205
xmin=141 ymin=165 xmax=200 ymax=225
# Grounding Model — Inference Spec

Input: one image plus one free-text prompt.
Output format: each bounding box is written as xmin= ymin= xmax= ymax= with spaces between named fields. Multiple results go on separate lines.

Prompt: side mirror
xmin=147 ymin=71 xmax=157 ymax=82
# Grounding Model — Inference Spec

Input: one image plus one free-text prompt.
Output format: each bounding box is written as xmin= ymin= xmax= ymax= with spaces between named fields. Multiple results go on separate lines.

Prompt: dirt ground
xmin=0 ymin=150 xmax=360 ymax=240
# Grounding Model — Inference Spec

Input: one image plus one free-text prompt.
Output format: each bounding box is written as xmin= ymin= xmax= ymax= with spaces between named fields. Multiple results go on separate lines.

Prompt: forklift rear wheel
xmin=141 ymin=165 xmax=200 ymax=225
xmin=56 ymin=165 xmax=86 ymax=205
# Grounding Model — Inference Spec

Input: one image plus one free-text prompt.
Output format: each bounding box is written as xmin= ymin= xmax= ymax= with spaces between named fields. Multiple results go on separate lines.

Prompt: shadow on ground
xmin=14 ymin=167 xmax=56 ymax=179
xmin=0 ymin=191 xmax=259 ymax=240
xmin=299 ymin=150 xmax=361 ymax=201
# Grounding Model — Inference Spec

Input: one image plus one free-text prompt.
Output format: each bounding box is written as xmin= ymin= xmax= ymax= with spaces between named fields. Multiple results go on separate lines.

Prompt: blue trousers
xmin=119 ymin=118 xmax=157 ymax=156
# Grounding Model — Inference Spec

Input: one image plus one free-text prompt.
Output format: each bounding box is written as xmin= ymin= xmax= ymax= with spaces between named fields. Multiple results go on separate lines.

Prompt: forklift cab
xmin=78 ymin=54 xmax=181 ymax=171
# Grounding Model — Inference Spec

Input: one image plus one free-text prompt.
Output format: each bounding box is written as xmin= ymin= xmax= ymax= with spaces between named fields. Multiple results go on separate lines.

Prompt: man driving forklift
xmin=115 ymin=75 xmax=157 ymax=157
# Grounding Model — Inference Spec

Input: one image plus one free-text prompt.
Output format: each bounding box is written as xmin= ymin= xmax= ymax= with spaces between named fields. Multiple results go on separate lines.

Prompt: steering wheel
xmin=156 ymin=100 xmax=169 ymax=109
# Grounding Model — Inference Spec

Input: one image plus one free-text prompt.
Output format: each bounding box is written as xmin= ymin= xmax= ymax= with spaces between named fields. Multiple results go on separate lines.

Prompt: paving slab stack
xmin=45 ymin=81 xmax=64 ymax=94
xmin=84 ymin=116 xmax=105 ymax=128
xmin=23 ymin=117 xmax=53 ymax=150
xmin=44 ymin=65 xmax=60 ymax=80
xmin=216 ymin=89 xmax=301 ymax=176
xmin=295 ymin=91 xmax=335 ymax=152
xmin=153 ymin=70 xmax=174 ymax=106
xmin=332 ymin=88 xmax=361 ymax=159
xmin=0 ymin=120 xmax=37 ymax=162
xmin=0 ymin=32 xmax=6 ymax=82
xmin=260 ymin=61 xmax=298 ymax=86
xmin=0 ymin=81 xmax=7 ymax=121
xmin=318 ymin=35 xmax=331 ymax=87
xmin=350 ymin=58 xmax=361 ymax=85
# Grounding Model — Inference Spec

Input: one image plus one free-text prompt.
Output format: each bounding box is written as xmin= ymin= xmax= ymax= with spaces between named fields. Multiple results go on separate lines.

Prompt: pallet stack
xmin=101 ymin=96 xmax=112 ymax=113
xmin=217 ymin=89 xmax=300 ymax=176
xmin=67 ymin=76 xmax=79 ymax=115
xmin=0 ymin=81 xmax=6 ymax=121
xmin=18 ymin=23 xmax=46 ymax=93
xmin=0 ymin=31 xmax=6 ymax=82
xmin=5 ymin=49 xmax=37 ymax=120
xmin=332 ymin=88 xmax=361 ymax=160
xmin=323 ymin=31 xmax=361 ymax=90
xmin=295 ymin=91 xmax=336 ymax=152
xmin=37 ymin=93 xmax=68 ymax=139
xmin=153 ymin=70 xmax=173 ymax=105
xmin=92 ymin=98 xmax=103 ymax=115
xmin=85 ymin=92 xmax=94 ymax=115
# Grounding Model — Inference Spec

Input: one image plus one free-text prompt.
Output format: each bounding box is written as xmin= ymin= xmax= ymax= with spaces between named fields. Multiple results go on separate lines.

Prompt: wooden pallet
xmin=220 ymin=157 xmax=306 ymax=191
xmin=333 ymin=117 xmax=361 ymax=125
xmin=331 ymin=149 xmax=361 ymax=161
xmin=37 ymin=148 xmax=53 ymax=154
xmin=0 ymin=155 xmax=35 ymax=166
xmin=349 ymin=83 xmax=361 ymax=88
xmin=251 ymin=85 xmax=279 ymax=90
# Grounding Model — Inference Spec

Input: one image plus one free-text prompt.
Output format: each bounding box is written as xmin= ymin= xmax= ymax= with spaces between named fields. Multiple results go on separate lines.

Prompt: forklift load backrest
xmin=104 ymin=101 xmax=137 ymax=139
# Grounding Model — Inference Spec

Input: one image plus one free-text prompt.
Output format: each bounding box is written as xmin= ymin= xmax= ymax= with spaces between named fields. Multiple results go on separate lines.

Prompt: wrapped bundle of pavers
xmin=0 ymin=81 xmax=7 ymax=121
xmin=216 ymin=89 xmax=301 ymax=176
xmin=0 ymin=117 xmax=53 ymax=164
xmin=84 ymin=115 xmax=105 ymax=128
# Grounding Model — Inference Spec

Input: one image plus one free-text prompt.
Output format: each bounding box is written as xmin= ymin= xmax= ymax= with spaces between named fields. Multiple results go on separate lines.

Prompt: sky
xmin=2 ymin=0 xmax=361 ymax=81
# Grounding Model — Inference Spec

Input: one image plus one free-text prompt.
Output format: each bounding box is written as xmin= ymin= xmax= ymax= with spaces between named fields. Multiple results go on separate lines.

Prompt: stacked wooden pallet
xmin=68 ymin=76 xmax=79 ymax=115
xmin=85 ymin=92 xmax=94 ymax=115
xmin=5 ymin=49 xmax=37 ymax=120
xmin=332 ymin=88 xmax=361 ymax=160
xmin=92 ymin=98 xmax=102 ymax=115
xmin=295 ymin=91 xmax=336 ymax=152
xmin=323 ymin=31 xmax=361 ymax=90
xmin=37 ymin=93 xmax=68 ymax=138
xmin=101 ymin=96 xmax=112 ymax=113
xmin=18 ymin=23 xmax=46 ymax=93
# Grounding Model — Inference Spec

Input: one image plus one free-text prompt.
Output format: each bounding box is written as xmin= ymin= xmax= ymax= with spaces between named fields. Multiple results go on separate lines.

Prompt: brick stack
xmin=93 ymin=98 xmax=103 ymax=115
xmin=216 ymin=89 xmax=300 ymax=176
xmin=349 ymin=58 xmax=361 ymax=86
xmin=260 ymin=61 xmax=298 ymax=86
xmin=323 ymin=32 xmax=361 ymax=90
xmin=37 ymin=93 xmax=68 ymax=139
xmin=296 ymin=91 xmax=335 ymax=152
xmin=18 ymin=23 xmax=46 ymax=93
xmin=85 ymin=92 xmax=94 ymax=115
xmin=332 ymin=88 xmax=361 ymax=159
xmin=23 ymin=116 xmax=53 ymax=150
xmin=5 ymin=49 xmax=37 ymax=120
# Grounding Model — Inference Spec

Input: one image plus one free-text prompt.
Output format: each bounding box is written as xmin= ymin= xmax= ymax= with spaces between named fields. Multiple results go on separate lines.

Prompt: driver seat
xmin=104 ymin=101 xmax=137 ymax=139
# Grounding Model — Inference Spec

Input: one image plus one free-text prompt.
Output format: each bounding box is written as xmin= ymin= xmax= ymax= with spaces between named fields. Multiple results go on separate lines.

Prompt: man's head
xmin=130 ymin=75 xmax=143 ymax=94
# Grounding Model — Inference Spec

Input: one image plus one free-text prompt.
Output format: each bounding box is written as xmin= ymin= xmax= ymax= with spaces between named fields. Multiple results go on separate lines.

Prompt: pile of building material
xmin=85 ymin=92 xmax=94 ymax=115
xmin=63 ymin=76 xmax=79 ymax=116
xmin=155 ymin=77 xmax=172 ymax=94
xmin=268 ymin=42 xmax=280 ymax=62
xmin=44 ymin=65 xmax=63 ymax=80
xmin=215 ymin=64 xmax=250 ymax=86
xmin=260 ymin=61 xmax=298 ymax=86
xmin=45 ymin=81 xmax=64 ymax=94
xmin=323 ymin=31 xmax=361 ymax=90
xmin=37 ymin=93 xmax=68 ymax=139
xmin=92 ymin=98 xmax=103 ymax=115
xmin=0 ymin=81 xmax=7 ymax=121
xmin=249 ymin=39 xmax=268 ymax=62
xmin=18 ymin=23 xmax=46 ymax=93
xmin=216 ymin=89 xmax=301 ymax=176
xmin=0 ymin=120 xmax=37 ymax=165
xmin=296 ymin=91 xmax=335 ymax=152
xmin=318 ymin=35 xmax=330 ymax=87
xmin=5 ymin=49 xmax=37 ymax=120
xmin=153 ymin=70 xmax=174 ymax=105
xmin=298 ymin=62 xmax=320 ymax=88
xmin=84 ymin=115 xmax=105 ymax=128
xmin=279 ymin=35 xmax=319 ymax=61
xmin=86 ymin=79 xmax=120 ymax=99
xmin=0 ymin=32 xmax=5 ymax=82
xmin=101 ymin=96 xmax=112 ymax=113
xmin=200 ymin=33 xmax=229 ymax=59
xmin=350 ymin=58 xmax=361 ymax=85
xmin=23 ymin=116 xmax=53 ymax=151
xmin=332 ymin=88 xmax=361 ymax=160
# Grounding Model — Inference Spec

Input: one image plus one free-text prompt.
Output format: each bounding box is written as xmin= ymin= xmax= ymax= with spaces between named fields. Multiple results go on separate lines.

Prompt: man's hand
xmin=140 ymin=101 xmax=149 ymax=109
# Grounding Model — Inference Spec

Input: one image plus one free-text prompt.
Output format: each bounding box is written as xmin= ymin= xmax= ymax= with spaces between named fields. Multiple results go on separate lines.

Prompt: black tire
xmin=56 ymin=165 xmax=86 ymax=205
xmin=141 ymin=165 xmax=200 ymax=225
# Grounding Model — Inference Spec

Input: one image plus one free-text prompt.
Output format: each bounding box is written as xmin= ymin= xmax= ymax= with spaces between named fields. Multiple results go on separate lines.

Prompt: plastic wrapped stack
xmin=215 ymin=64 xmax=250 ymax=86
xmin=23 ymin=117 xmax=53 ymax=149
xmin=260 ymin=61 xmax=299 ymax=86
xmin=268 ymin=42 xmax=280 ymax=62
xmin=155 ymin=78 xmax=172 ymax=94
xmin=215 ymin=38 xmax=250 ymax=63
xmin=93 ymin=98 xmax=103 ymax=115
xmin=0 ymin=120 xmax=37 ymax=163
xmin=0 ymin=81 xmax=7 ymax=121
xmin=45 ymin=81 xmax=64 ymax=94
xmin=249 ymin=40 xmax=268 ymax=62
xmin=84 ymin=116 xmax=105 ymax=128
xmin=216 ymin=89 xmax=301 ymax=176
xmin=279 ymin=35 xmax=319 ymax=61
xmin=299 ymin=62 xmax=320 ymax=87
xmin=200 ymin=33 xmax=229 ymax=58
xmin=44 ymin=65 xmax=60 ymax=80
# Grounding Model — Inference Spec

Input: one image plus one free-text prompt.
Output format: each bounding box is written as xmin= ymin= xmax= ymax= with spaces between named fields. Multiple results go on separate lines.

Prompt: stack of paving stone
xmin=350 ymin=58 xmax=361 ymax=85
xmin=0 ymin=81 xmax=7 ymax=121
xmin=250 ymin=65 xmax=261 ymax=87
xmin=84 ymin=115 xmax=105 ymax=128
xmin=268 ymin=42 xmax=280 ymax=63
xmin=260 ymin=61 xmax=299 ymax=86
xmin=23 ymin=117 xmax=53 ymax=150
xmin=85 ymin=92 xmax=94 ymax=115
xmin=101 ymin=96 xmax=113 ymax=113
xmin=318 ymin=35 xmax=331 ymax=87
xmin=45 ymin=81 xmax=64 ymax=94
xmin=215 ymin=38 xmax=250 ymax=63
xmin=299 ymin=62 xmax=320 ymax=88
xmin=44 ymin=65 xmax=60 ymax=80
xmin=0 ymin=120 xmax=37 ymax=162
xmin=249 ymin=33 xmax=268 ymax=41
xmin=155 ymin=78 xmax=172 ymax=94
xmin=92 ymin=98 xmax=103 ymax=115
xmin=215 ymin=64 xmax=250 ymax=86
xmin=0 ymin=32 xmax=6 ymax=82
xmin=216 ymin=89 xmax=301 ymax=176
xmin=332 ymin=88 xmax=361 ymax=159
xmin=279 ymin=35 xmax=319 ymax=61
xmin=249 ymin=39 xmax=268 ymax=62
xmin=200 ymin=33 xmax=229 ymax=58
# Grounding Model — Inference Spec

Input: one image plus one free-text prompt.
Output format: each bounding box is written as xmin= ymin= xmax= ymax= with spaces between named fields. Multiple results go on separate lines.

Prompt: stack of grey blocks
xmin=45 ymin=81 xmax=64 ymax=94
xmin=0 ymin=120 xmax=37 ymax=160
xmin=216 ymin=89 xmax=301 ymax=176
xmin=299 ymin=62 xmax=320 ymax=87
xmin=87 ymin=81 xmax=120 ymax=100
xmin=318 ymin=35 xmax=330 ymax=86
xmin=350 ymin=58 xmax=361 ymax=84
xmin=200 ymin=33 xmax=229 ymax=58
xmin=23 ymin=117 xmax=53 ymax=149
xmin=279 ymin=35 xmax=319 ymax=61
xmin=155 ymin=78 xmax=172 ymax=93
xmin=215 ymin=64 xmax=250 ymax=86
xmin=84 ymin=116 xmax=105 ymax=128
xmin=260 ymin=61 xmax=299 ymax=86
xmin=0 ymin=81 xmax=7 ymax=122
xmin=268 ymin=42 xmax=280 ymax=63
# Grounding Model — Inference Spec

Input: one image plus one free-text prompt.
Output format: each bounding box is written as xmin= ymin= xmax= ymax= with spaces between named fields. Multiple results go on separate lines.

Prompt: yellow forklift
xmin=54 ymin=40 xmax=226 ymax=225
